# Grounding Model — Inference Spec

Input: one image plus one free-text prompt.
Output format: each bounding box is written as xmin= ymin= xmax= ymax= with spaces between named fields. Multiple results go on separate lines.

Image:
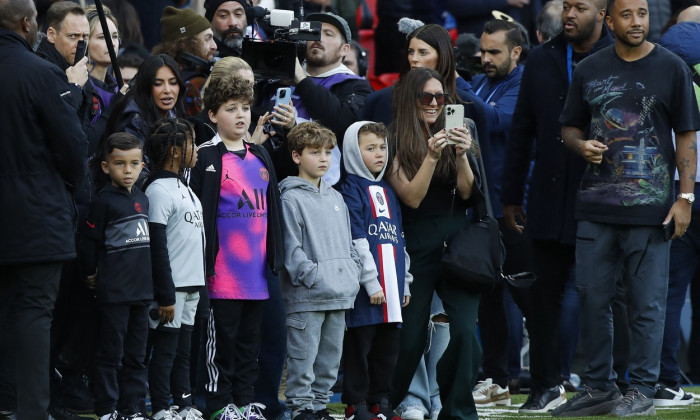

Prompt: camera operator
xmin=153 ymin=6 xmax=217 ymax=117
xmin=281 ymin=12 xmax=373 ymax=184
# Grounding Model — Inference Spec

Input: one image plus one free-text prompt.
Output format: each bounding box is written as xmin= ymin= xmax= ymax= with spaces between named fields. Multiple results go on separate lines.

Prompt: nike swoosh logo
xmin=182 ymin=393 xmax=192 ymax=399
xmin=86 ymin=221 xmax=96 ymax=228
xmin=664 ymin=388 xmax=686 ymax=398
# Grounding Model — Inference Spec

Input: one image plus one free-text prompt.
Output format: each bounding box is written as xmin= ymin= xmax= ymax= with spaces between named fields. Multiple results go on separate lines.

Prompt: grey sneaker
xmin=610 ymin=388 xmax=656 ymax=417
xmin=551 ymin=385 xmax=622 ymax=417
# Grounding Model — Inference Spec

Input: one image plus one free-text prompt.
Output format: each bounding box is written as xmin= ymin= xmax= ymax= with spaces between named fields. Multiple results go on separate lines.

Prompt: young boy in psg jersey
xmin=189 ymin=73 xmax=284 ymax=420
xmin=81 ymin=133 xmax=152 ymax=420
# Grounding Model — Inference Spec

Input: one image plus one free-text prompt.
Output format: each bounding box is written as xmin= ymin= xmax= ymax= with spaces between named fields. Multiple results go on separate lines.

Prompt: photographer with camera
xmin=283 ymin=12 xmax=373 ymax=185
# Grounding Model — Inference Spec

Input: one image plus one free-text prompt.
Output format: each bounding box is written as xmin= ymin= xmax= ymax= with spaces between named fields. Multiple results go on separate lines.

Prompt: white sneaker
xmin=152 ymin=407 xmax=184 ymax=420
xmin=178 ymin=407 xmax=205 ymax=420
xmin=100 ymin=412 xmax=120 ymax=420
xmin=653 ymin=384 xmax=695 ymax=406
xmin=241 ymin=403 xmax=267 ymax=420
xmin=397 ymin=405 xmax=425 ymax=420
xmin=472 ymin=378 xmax=511 ymax=406
xmin=212 ymin=405 xmax=246 ymax=420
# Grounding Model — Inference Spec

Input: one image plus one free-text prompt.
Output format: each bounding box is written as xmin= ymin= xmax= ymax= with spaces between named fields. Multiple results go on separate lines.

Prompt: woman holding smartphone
xmin=386 ymin=67 xmax=482 ymax=420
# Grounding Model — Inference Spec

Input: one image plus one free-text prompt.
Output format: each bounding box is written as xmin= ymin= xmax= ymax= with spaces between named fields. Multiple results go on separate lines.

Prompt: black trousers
xmin=205 ymin=299 xmax=264 ymax=413
xmin=342 ymin=324 xmax=400 ymax=405
xmin=148 ymin=325 xmax=194 ymax=413
xmin=478 ymin=219 xmax=533 ymax=388
xmin=0 ymin=262 xmax=62 ymax=419
xmin=94 ymin=302 xmax=149 ymax=416
xmin=527 ymin=240 xmax=575 ymax=390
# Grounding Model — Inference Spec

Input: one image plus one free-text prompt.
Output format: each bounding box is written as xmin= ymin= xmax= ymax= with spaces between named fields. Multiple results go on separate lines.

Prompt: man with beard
xmin=205 ymin=0 xmax=255 ymax=58
xmin=501 ymin=0 xmax=614 ymax=414
xmin=462 ymin=19 xmax=533 ymax=409
xmin=0 ymin=0 xmax=86 ymax=418
xmin=554 ymin=0 xmax=700 ymax=416
xmin=284 ymin=12 xmax=373 ymax=185
xmin=154 ymin=6 xmax=217 ymax=117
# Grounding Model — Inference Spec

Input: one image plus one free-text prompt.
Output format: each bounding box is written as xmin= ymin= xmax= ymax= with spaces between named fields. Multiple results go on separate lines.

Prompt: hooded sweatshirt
xmin=279 ymin=176 xmax=361 ymax=314
xmin=339 ymin=121 xmax=412 ymax=327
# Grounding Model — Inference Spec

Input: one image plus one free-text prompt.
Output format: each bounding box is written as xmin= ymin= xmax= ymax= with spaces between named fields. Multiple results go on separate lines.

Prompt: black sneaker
xmin=610 ymin=388 xmax=655 ymax=417
xmin=0 ymin=411 xmax=16 ymax=420
xmin=369 ymin=398 xmax=401 ymax=420
xmin=292 ymin=410 xmax=316 ymax=420
xmin=653 ymin=384 xmax=695 ymax=406
xmin=518 ymin=385 xmax=566 ymax=413
xmin=551 ymin=385 xmax=622 ymax=417
xmin=313 ymin=409 xmax=333 ymax=420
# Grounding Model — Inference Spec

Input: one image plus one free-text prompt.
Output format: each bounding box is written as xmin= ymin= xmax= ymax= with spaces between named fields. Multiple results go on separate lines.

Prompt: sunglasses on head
xmin=418 ymin=92 xmax=449 ymax=105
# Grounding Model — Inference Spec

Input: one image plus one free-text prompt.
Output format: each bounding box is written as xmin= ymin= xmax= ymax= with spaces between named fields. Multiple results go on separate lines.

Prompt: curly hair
xmin=287 ymin=122 xmax=337 ymax=156
xmin=202 ymin=73 xmax=254 ymax=114
xmin=152 ymin=37 xmax=203 ymax=65
xmin=144 ymin=118 xmax=195 ymax=175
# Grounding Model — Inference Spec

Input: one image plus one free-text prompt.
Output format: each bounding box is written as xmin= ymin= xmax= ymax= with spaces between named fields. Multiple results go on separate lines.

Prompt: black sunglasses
xmin=418 ymin=92 xmax=449 ymax=105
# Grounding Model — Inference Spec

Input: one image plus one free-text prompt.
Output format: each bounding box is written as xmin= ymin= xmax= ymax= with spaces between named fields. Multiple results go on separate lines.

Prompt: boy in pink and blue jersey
xmin=189 ymin=73 xmax=284 ymax=420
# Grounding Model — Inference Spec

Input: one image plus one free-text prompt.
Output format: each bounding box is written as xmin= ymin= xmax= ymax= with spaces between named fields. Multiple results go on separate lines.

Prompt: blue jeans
xmin=398 ymin=294 xmax=449 ymax=416
xmin=576 ymin=221 xmax=669 ymax=397
xmin=659 ymin=183 xmax=700 ymax=384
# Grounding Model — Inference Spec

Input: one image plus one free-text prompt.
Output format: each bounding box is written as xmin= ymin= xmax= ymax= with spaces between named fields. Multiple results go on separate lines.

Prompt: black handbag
xmin=441 ymin=123 xmax=535 ymax=293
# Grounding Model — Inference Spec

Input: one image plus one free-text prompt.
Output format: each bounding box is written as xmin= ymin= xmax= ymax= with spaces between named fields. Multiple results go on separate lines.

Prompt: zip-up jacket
xmin=80 ymin=184 xmax=153 ymax=304
xmin=189 ymin=138 xmax=284 ymax=277
xmin=0 ymin=29 xmax=86 ymax=264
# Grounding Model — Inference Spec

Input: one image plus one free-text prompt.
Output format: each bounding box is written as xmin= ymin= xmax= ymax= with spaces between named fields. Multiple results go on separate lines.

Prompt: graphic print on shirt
xmin=105 ymin=214 xmax=151 ymax=251
xmin=210 ymin=148 xmax=270 ymax=300
xmin=582 ymin=75 xmax=670 ymax=207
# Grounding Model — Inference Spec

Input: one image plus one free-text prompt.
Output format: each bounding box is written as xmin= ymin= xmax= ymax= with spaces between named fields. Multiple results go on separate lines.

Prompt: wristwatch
xmin=678 ymin=193 xmax=695 ymax=204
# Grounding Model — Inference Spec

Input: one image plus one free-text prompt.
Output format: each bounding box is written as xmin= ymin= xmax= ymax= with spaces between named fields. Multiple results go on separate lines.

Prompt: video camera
xmin=242 ymin=7 xmax=321 ymax=81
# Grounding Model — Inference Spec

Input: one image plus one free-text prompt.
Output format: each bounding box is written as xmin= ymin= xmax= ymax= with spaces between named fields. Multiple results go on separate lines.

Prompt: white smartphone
xmin=444 ymin=104 xmax=464 ymax=144
xmin=272 ymin=87 xmax=292 ymax=122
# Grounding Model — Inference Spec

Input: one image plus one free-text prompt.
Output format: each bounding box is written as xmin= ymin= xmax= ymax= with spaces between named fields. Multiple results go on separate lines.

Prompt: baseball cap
xmin=306 ymin=12 xmax=352 ymax=43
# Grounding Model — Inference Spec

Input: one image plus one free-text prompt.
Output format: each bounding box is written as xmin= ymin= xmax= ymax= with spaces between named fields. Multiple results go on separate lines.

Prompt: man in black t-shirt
xmin=555 ymin=0 xmax=700 ymax=417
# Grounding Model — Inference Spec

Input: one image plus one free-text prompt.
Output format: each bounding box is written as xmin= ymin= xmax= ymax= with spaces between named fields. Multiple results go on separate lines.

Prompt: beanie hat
xmin=204 ymin=0 xmax=250 ymax=22
xmin=161 ymin=6 xmax=211 ymax=43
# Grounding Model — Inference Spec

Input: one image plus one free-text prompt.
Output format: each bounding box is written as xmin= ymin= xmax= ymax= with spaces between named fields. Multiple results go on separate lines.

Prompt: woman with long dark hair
xmin=105 ymin=54 xmax=186 ymax=145
xmin=386 ymin=67 xmax=482 ymax=420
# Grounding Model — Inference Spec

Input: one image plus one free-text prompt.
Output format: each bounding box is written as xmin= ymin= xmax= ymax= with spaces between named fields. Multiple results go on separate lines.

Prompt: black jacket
xmin=501 ymin=27 xmax=614 ymax=245
xmin=0 ymin=29 xmax=86 ymax=264
xmin=36 ymin=37 xmax=111 ymax=151
xmin=294 ymin=75 xmax=374 ymax=141
xmin=189 ymin=140 xmax=285 ymax=277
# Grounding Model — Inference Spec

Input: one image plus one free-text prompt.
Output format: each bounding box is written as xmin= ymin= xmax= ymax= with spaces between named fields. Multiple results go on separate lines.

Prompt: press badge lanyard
xmin=474 ymin=79 xmax=505 ymax=104
xmin=567 ymin=44 xmax=573 ymax=83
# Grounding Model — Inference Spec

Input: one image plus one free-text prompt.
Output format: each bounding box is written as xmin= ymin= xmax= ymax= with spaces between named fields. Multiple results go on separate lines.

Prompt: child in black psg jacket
xmin=81 ymin=133 xmax=152 ymax=420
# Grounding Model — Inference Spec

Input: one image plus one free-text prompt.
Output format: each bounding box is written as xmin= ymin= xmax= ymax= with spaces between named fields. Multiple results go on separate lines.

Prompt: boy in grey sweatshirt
xmin=279 ymin=122 xmax=361 ymax=420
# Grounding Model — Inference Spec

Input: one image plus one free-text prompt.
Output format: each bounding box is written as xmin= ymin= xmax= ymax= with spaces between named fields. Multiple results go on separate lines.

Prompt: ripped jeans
xmin=398 ymin=293 xmax=449 ymax=417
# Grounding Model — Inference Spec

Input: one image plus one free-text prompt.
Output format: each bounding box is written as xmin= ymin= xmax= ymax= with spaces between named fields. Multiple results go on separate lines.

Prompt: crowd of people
xmin=1 ymin=0 xmax=700 ymax=420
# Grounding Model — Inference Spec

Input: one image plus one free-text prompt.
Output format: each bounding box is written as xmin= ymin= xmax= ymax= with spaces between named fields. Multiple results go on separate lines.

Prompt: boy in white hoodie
xmin=338 ymin=121 xmax=412 ymax=420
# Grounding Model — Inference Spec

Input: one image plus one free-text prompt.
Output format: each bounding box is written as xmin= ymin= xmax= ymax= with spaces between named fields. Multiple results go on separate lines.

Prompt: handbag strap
xmin=445 ymin=118 xmax=491 ymax=244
